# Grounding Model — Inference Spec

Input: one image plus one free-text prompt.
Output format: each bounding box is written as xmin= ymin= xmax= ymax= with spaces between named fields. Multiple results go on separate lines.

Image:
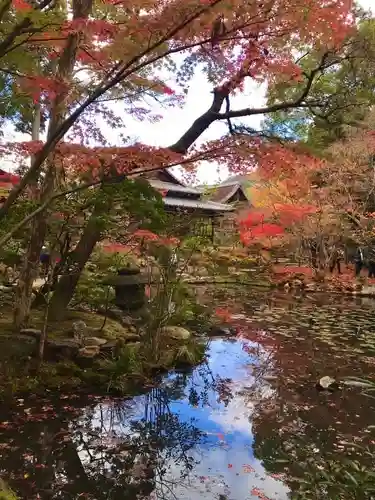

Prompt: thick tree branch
xmin=0 ymin=18 xmax=32 ymax=58
xmin=169 ymin=54 xmax=332 ymax=153
xmin=169 ymin=87 xmax=229 ymax=153
xmin=225 ymin=95 xmax=235 ymax=135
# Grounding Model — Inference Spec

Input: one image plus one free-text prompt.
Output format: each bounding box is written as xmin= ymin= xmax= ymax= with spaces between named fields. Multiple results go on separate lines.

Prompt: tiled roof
xmin=207 ymin=184 xmax=243 ymax=203
xmin=148 ymin=179 xmax=202 ymax=195
xmin=204 ymin=172 xmax=266 ymax=203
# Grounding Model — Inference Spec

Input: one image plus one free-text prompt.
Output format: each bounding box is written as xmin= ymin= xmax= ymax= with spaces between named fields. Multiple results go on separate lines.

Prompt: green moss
xmin=0 ymin=293 xmax=208 ymax=397
xmin=157 ymin=339 xmax=206 ymax=369
xmin=36 ymin=310 xmax=128 ymax=340
xmin=0 ymin=480 xmax=18 ymax=500
xmin=0 ymin=307 xmax=132 ymax=341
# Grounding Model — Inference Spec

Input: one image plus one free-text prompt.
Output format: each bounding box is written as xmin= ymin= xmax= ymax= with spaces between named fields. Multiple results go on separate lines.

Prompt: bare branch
xmin=217 ymin=54 xmax=331 ymax=120
xmin=225 ymin=95 xmax=235 ymax=135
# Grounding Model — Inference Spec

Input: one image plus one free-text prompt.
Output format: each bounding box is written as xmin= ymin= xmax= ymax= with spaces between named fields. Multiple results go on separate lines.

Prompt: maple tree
xmin=246 ymin=107 xmax=375 ymax=274
xmin=237 ymin=149 xmax=320 ymax=254
xmin=317 ymin=116 xmax=375 ymax=245
xmin=0 ymin=0 xmax=365 ymax=326
xmin=263 ymin=17 xmax=375 ymax=150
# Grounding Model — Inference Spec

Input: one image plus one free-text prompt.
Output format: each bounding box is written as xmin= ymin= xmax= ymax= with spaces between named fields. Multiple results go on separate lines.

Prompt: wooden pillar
xmin=211 ymin=216 xmax=215 ymax=244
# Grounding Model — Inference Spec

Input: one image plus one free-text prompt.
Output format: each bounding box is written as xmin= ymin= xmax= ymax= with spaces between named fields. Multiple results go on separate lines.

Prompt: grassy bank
xmin=0 ymin=306 xmax=207 ymax=399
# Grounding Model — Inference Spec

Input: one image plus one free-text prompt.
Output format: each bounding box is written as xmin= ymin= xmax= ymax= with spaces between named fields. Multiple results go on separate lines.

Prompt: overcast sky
xmin=2 ymin=0 xmax=374 ymax=183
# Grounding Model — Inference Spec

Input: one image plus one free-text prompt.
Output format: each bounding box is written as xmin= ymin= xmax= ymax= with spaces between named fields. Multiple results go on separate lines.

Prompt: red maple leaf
xmin=215 ymin=308 xmax=232 ymax=322
xmin=132 ymin=229 xmax=160 ymax=241
xmin=13 ymin=0 xmax=32 ymax=10
xmin=161 ymin=85 xmax=175 ymax=95
xmin=250 ymin=487 xmax=272 ymax=500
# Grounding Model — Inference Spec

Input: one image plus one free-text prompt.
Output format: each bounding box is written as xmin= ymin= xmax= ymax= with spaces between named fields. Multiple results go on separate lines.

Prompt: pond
xmin=1 ymin=293 xmax=375 ymax=499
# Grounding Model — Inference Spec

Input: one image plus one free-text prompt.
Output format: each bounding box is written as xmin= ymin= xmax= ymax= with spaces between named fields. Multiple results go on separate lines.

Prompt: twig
xmin=99 ymin=286 xmax=111 ymax=333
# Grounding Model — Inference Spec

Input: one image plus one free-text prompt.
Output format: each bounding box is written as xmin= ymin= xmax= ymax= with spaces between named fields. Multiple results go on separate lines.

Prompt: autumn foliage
xmin=0 ymin=0 xmax=362 ymax=328
xmin=0 ymin=0 xmax=357 ymax=201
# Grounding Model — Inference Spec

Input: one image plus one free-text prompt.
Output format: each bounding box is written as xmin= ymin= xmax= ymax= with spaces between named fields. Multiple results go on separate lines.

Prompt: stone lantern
xmin=103 ymin=266 xmax=148 ymax=312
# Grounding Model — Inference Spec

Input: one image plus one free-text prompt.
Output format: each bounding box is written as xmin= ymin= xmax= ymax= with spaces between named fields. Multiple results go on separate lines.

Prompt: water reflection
xmin=1 ymin=296 xmax=375 ymax=498
xmin=0 ymin=339 xmax=289 ymax=499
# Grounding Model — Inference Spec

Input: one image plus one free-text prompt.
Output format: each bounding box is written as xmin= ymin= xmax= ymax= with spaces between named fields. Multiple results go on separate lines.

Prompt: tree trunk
xmin=38 ymin=300 xmax=49 ymax=363
xmin=13 ymin=104 xmax=44 ymax=329
xmin=32 ymin=232 xmax=72 ymax=308
xmin=13 ymin=0 xmax=93 ymax=328
xmin=47 ymin=212 xmax=102 ymax=322
xmin=13 ymin=215 xmax=46 ymax=329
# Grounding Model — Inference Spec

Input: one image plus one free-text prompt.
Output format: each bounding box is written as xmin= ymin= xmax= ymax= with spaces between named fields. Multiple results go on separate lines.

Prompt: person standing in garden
xmin=40 ymin=246 xmax=50 ymax=278
xmin=329 ymin=246 xmax=344 ymax=274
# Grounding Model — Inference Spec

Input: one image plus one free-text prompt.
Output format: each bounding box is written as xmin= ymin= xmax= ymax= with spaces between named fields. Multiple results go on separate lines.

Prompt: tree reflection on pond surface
xmin=1 ymin=294 xmax=375 ymax=499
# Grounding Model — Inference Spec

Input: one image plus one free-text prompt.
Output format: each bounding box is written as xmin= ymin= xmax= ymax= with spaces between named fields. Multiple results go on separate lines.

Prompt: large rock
xmin=84 ymin=337 xmax=107 ymax=347
xmin=20 ymin=328 xmax=42 ymax=340
xmin=161 ymin=326 xmax=191 ymax=341
xmin=126 ymin=341 xmax=141 ymax=350
xmin=316 ymin=376 xmax=340 ymax=392
xmin=78 ymin=346 xmax=100 ymax=358
xmin=45 ymin=338 xmax=81 ymax=360
xmin=208 ymin=325 xmax=236 ymax=337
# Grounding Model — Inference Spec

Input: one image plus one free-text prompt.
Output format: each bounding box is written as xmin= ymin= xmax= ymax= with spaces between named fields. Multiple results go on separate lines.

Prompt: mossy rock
xmin=0 ymin=334 xmax=36 ymax=361
xmin=11 ymin=310 xmax=134 ymax=341
xmin=161 ymin=326 xmax=191 ymax=342
xmin=45 ymin=311 xmax=131 ymax=340
xmin=157 ymin=339 xmax=206 ymax=369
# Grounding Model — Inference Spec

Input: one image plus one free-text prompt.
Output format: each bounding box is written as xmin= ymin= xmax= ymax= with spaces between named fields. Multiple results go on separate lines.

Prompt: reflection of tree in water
xmin=239 ymin=324 xmax=375 ymax=498
xmin=0 ymin=362 xmax=227 ymax=500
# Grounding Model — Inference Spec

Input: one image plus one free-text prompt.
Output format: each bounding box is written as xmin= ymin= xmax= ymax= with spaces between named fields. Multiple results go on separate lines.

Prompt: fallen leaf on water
xmin=243 ymin=464 xmax=255 ymax=473
xmin=250 ymin=487 xmax=272 ymax=500
xmin=270 ymin=473 xmax=285 ymax=481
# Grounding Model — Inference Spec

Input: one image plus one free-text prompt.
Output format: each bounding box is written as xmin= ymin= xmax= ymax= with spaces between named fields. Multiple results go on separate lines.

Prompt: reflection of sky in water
xmin=85 ymin=340 xmax=290 ymax=500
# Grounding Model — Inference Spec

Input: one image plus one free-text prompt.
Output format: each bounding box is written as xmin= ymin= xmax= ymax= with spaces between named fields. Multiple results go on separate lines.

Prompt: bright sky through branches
xmin=114 ymin=0 xmax=375 ymax=185
xmin=1 ymin=0 xmax=373 ymax=184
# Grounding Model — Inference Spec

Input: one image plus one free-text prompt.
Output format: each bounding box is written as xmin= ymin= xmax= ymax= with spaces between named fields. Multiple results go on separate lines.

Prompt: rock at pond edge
xmin=84 ymin=337 xmax=108 ymax=347
xmin=208 ymin=325 xmax=236 ymax=337
xmin=316 ymin=376 xmax=340 ymax=392
xmin=78 ymin=346 xmax=100 ymax=358
xmin=161 ymin=326 xmax=191 ymax=341
xmin=45 ymin=338 xmax=81 ymax=360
